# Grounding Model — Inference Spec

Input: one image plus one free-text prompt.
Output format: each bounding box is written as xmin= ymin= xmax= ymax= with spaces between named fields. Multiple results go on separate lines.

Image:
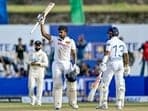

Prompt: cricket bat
xmin=30 ymin=2 xmax=55 ymax=34
xmin=87 ymin=72 xmax=102 ymax=102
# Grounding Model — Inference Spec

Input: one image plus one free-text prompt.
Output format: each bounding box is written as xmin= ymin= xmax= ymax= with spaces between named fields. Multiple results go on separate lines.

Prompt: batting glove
xmin=37 ymin=13 xmax=46 ymax=24
xmin=37 ymin=13 xmax=44 ymax=21
xmin=72 ymin=64 xmax=80 ymax=75
xmin=99 ymin=63 xmax=107 ymax=72
xmin=124 ymin=65 xmax=130 ymax=76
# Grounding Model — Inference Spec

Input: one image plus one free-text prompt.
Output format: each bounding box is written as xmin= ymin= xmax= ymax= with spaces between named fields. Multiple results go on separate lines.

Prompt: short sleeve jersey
xmin=51 ymin=36 xmax=76 ymax=62
xmin=106 ymin=37 xmax=128 ymax=61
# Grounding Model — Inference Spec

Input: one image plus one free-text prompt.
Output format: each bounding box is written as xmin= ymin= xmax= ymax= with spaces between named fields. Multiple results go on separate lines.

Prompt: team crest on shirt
xmin=65 ymin=41 xmax=71 ymax=44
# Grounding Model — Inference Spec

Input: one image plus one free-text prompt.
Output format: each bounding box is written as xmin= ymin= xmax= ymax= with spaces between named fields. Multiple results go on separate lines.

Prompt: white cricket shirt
xmin=51 ymin=36 xmax=76 ymax=62
xmin=106 ymin=36 xmax=128 ymax=61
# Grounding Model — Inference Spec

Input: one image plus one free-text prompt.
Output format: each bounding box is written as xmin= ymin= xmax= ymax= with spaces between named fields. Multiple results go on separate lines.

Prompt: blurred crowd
xmin=0 ymin=35 xmax=147 ymax=78
xmin=8 ymin=0 xmax=148 ymax=5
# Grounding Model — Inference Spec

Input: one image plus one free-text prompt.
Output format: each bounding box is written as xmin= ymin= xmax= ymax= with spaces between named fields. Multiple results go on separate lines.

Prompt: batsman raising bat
xmin=39 ymin=11 xmax=80 ymax=110
xmin=30 ymin=2 xmax=55 ymax=34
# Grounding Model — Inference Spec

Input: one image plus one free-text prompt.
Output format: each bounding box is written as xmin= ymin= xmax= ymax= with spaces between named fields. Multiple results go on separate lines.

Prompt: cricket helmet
xmin=65 ymin=65 xmax=80 ymax=82
xmin=108 ymin=26 xmax=119 ymax=36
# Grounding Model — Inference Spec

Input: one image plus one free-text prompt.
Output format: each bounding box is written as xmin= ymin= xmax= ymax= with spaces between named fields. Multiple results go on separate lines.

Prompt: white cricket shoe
xmin=37 ymin=101 xmax=42 ymax=106
xmin=96 ymin=104 xmax=108 ymax=110
xmin=31 ymin=102 xmax=35 ymax=106
xmin=31 ymin=97 xmax=36 ymax=106
xmin=69 ymin=103 xmax=79 ymax=109
xmin=54 ymin=107 xmax=61 ymax=110
xmin=116 ymin=101 xmax=123 ymax=110
xmin=117 ymin=105 xmax=122 ymax=110
xmin=96 ymin=102 xmax=108 ymax=110
xmin=96 ymin=105 xmax=102 ymax=109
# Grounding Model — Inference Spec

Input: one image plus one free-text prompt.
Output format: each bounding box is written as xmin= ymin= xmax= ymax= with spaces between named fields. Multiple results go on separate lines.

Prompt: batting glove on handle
xmin=37 ymin=13 xmax=44 ymax=21
xmin=124 ymin=66 xmax=130 ymax=76
xmin=37 ymin=13 xmax=45 ymax=24
xmin=99 ymin=63 xmax=107 ymax=72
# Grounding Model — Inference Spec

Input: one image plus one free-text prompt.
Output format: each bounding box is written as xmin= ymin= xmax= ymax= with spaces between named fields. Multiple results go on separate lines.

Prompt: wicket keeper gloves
xmin=99 ymin=63 xmax=107 ymax=72
xmin=124 ymin=65 xmax=130 ymax=76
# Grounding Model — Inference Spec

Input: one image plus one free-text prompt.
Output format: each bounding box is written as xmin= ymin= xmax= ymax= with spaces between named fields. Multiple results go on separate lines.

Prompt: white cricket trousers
xmin=52 ymin=61 xmax=77 ymax=108
xmin=28 ymin=69 xmax=45 ymax=104
xmin=99 ymin=60 xmax=125 ymax=106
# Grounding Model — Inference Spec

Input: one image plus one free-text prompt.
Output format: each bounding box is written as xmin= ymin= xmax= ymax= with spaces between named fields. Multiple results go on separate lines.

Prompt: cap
xmin=34 ymin=40 xmax=42 ymax=45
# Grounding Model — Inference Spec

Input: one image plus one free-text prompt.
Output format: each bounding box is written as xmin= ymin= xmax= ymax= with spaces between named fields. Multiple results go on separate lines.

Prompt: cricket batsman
xmin=97 ymin=26 xmax=130 ymax=110
xmin=28 ymin=40 xmax=48 ymax=106
xmin=39 ymin=17 xmax=79 ymax=110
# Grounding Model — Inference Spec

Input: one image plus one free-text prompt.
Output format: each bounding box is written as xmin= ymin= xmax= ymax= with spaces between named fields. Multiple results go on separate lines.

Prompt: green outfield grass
xmin=0 ymin=102 xmax=148 ymax=111
xmin=7 ymin=3 xmax=148 ymax=13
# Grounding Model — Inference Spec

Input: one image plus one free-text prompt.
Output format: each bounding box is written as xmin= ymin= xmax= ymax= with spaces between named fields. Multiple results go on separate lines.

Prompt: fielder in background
xmin=138 ymin=40 xmax=148 ymax=76
xmin=28 ymin=40 xmax=48 ymax=106
xmin=39 ymin=18 xmax=79 ymax=110
xmin=97 ymin=26 xmax=130 ymax=110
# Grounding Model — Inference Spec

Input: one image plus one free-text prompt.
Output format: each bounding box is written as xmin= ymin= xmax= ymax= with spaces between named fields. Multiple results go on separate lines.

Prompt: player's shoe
xmin=96 ymin=105 xmax=101 ymax=109
xmin=69 ymin=103 xmax=79 ymax=109
xmin=31 ymin=101 xmax=35 ymax=106
xmin=116 ymin=101 xmax=123 ymax=110
xmin=117 ymin=105 xmax=122 ymax=110
xmin=54 ymin=102 xmax=61 ymax=110
xmin=31 ymin=97 xmax=36 ymax=106
xmin=96 ymin=103 xmax=108 ymax=110
xmin=54 ymin=107 xmax=60 ymax=110
xmin=96 ymin=105 xmax=108 ymax=110
xmin=37 ymin=101 xmax=42 ymax=106
xmin=36 ymin=99 xmax=42 ymax=106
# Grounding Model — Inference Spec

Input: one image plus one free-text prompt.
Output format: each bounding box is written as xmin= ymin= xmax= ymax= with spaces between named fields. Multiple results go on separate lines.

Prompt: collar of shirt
xmin=58 ymin=36 xmax=70 ymax=41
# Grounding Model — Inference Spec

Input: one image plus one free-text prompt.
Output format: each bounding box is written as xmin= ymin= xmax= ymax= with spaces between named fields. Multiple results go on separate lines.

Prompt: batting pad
xmin=53 ymin=88 xmax=62 ymax=108
xmin=67 ymin=81 xmax=77 ymax=104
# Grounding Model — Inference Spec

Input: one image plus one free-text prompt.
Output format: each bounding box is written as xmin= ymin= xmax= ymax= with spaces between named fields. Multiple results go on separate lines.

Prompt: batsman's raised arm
xmin=40 ymin=19 xmax=52 ymax=42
